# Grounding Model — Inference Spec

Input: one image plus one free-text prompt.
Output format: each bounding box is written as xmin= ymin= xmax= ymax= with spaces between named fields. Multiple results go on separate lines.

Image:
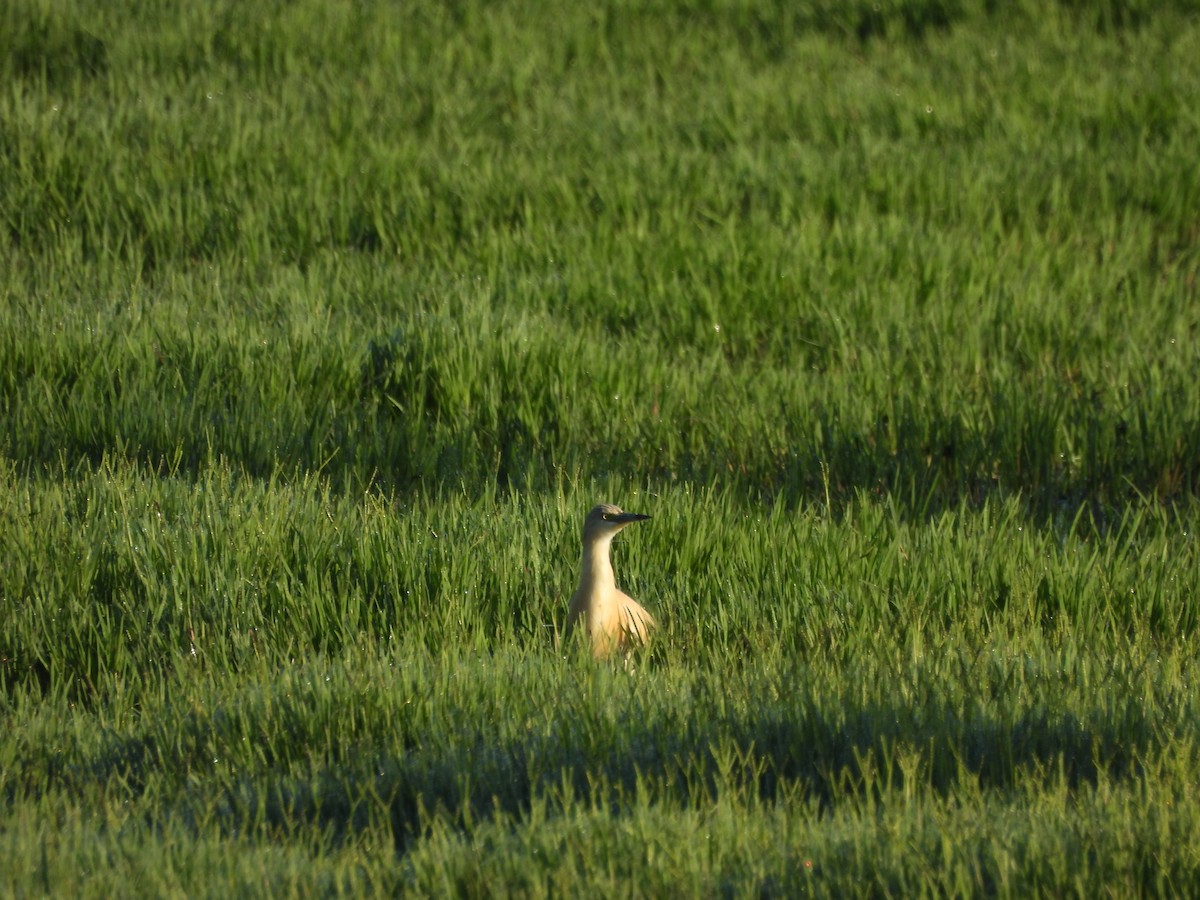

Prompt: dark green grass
xmin=3 ymin=0 xmax=1200 ymax=894
xmin=3 ymin=0 xmax=1198 ymax=510
xmin=5 ymin=463 xmax=1200 ymax=894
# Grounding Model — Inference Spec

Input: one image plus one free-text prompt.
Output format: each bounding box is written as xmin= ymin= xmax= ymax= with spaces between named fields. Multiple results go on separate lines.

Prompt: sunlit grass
xmin=2 ymin=0 xmax=1199 ymax=894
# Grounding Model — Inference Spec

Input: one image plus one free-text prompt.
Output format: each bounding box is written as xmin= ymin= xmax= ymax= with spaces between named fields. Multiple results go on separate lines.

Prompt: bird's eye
xmin=602 ymin=513 xmax=611 ymax=521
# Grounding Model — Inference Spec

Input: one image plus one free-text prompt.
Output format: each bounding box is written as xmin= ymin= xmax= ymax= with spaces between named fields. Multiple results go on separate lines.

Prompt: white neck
xmin=578 ymin=532 xmax=617 ymax=595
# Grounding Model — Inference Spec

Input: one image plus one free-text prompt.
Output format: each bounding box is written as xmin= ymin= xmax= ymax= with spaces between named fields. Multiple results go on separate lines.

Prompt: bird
xmin=565 ymin=503 xmax=656 ymax=661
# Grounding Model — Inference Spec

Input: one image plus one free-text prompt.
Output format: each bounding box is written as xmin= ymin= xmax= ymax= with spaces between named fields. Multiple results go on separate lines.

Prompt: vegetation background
xmin=2 ymin=0 xmax=1199 ymax=894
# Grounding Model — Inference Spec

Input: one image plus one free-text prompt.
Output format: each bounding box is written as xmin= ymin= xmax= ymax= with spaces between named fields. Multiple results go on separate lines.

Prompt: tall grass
xmin=2 ymin=0 xmax=1199 ymax=894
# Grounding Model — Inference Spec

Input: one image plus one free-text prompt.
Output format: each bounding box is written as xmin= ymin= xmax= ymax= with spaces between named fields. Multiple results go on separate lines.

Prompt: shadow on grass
xmin=230 ymin=696 xmax=1174 ymax=855
xmin=27 ymin=684 xmax=1177 ymax=856
xmin=13 ymin=378 xmax=1199 ymax=531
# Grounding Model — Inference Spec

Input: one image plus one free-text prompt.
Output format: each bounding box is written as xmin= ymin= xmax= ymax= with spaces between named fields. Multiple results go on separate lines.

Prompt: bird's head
xmin=582 ymin=503 xmax=651 ymax=542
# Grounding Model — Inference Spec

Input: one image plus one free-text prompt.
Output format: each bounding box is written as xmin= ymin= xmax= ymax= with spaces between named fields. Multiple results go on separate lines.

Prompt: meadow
xmin=2 ymin=0 xmax=1199 ymax=894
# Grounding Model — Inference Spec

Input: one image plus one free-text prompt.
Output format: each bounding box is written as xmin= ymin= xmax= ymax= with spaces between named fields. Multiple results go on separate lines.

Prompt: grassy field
xmin=2 ymin=0 xmax=1200 ymax=895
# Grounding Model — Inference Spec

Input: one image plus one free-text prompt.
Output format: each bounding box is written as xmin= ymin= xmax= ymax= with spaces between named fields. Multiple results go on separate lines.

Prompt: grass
xmin=2 ymin=0 xmax=1200 ymax=895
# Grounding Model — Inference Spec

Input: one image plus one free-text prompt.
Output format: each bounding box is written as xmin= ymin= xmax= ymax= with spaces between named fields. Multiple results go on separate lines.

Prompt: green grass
xmin=3 ymin=0 xmax=1200 ymax=895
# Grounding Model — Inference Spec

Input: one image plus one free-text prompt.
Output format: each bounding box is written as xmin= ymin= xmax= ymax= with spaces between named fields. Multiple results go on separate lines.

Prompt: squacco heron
xmin=565 ymin=503 xmax=655 ymax=660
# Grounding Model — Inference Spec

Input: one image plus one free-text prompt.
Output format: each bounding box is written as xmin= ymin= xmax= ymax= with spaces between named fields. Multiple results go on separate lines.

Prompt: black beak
xmin=613 ymin=512 xmax=650 ymax=523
